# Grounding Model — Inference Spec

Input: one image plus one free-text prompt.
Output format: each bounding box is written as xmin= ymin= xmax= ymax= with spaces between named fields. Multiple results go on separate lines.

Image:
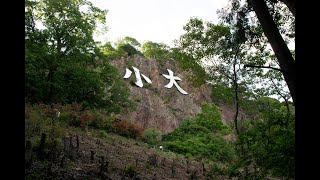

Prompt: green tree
xmin=220 ymin=0 xmax=295 ymax=104
xmin=119 ymin=36 xmax=141 ymax=49
xmin=115 ymin=36 xmax=142 ymax=56
xmin=141 ymin=41 xmax=170 ymax=60
xmin=176 ymin=13 xmax=294 ymax=133
xmin=143 ymin=128 xmax=162 ymax=146
xmin=175 ymin=17 xmax=249 ymax=134
xmin=25 ymin=0 xmax=132 ymax=112
xmin=99 ymin=41 xmax=122 ymax=60
xmin=162 ymin=102 xmax=234 ymax=162
xmin=233 ymin=97 xmax=295 ymax=179
xmin=170 ymin=47 xmax=208 ymax=87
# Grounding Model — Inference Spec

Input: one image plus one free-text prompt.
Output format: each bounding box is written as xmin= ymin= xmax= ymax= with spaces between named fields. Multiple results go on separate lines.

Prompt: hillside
xmin=25 ymin=128 xmax=221 ymax=180
xmin=111 ymin=55 xmax=212 ymax=132
xmin=25 ymin=56 xmax=237 ymax=180
xmin=25 ymin=0 xmax=295 ymax=178
xmin=25 ymin=55 xmax=294 ymax=179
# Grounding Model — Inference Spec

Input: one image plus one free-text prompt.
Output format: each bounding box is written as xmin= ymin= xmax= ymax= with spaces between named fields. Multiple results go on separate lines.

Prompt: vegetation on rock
xmin=25 ymin=0 xmax=295 ymax=179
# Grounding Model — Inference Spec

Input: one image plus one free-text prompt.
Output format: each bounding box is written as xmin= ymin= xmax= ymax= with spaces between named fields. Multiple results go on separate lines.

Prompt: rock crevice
xmin=111 ymin=56 xmax=212 ymax=132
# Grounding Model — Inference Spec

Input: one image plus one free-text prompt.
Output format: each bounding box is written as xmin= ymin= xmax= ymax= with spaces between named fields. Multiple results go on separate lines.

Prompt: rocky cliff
xmin=111 ymin=55 xmax=212 ymax=132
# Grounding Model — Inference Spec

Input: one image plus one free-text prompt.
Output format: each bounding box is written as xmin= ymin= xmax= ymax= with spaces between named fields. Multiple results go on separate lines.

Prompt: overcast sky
xmin=90 ymin=0 xmax=229 ymax=47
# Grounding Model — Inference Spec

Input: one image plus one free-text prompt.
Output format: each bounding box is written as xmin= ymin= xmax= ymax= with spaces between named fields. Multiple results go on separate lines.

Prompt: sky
xmin=88 ymin=0 xmax=293 ymax=101
xmin=90 ymin=0 xmax=229 ymax=47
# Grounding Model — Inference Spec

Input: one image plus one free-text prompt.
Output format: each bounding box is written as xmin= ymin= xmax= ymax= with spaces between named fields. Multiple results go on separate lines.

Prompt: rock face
xmin=111 ymin=55 xmax=212 ymax=132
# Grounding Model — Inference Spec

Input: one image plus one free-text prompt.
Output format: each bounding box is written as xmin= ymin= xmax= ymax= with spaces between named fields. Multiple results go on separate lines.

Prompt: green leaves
xmin=120 ymin=36 xmax=141 ymax=48
xmin=25 ymin=0 xmax=132 ymax=113
xmin=141 ymin=41 xmax=170 ymax=60
xmin=113 ymin=36 xmax=142 ymax=57
xmin=177 ymin=17 xmax=231 ymax=61
xmin=143 ymin=128 xmax=162 ymax=146
xmin=162 ymin=102 xmax=234 ymax=162
xmin=236 ymin=97 xmax=295 ymax=178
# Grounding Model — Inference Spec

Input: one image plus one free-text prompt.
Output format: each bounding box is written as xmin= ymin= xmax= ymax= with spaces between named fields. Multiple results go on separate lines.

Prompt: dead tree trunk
xmin=100 ymin=156 xmax=108 ymax=177
xmin=90 ymin=150 xmax=95 ymax=163
xmin=202 ymin=162 xmax=206 ymax=175
xmin=60 ymin=155 xmax=66 ymax=167
xmin=76 ymin=135 xmax=80 ymax=150
xmin=186 ymin=160 xmax=190 ymax=174
xmin=38 ymin=133 xmax=47 ymax=159
xmin=171 ymin=161 xmax=176 ymax=178
xmin=25 ymin=140 xmax=32 ymax=152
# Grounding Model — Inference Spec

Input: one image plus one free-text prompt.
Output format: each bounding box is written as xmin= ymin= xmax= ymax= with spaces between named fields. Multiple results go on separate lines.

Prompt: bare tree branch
xmin=270 ymin=78 xmax=290 ymax=126
xmin=244 ymin=64 xmax=283 ymax=72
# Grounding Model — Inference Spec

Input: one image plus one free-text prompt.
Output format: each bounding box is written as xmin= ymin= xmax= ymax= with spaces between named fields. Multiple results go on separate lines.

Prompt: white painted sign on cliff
xmin=123 ymin=67 xmax=188 ymax=95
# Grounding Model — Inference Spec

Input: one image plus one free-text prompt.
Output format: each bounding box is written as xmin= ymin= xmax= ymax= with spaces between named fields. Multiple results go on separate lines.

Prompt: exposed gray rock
xmin=111 ymin=55 xmax=212 ymax=132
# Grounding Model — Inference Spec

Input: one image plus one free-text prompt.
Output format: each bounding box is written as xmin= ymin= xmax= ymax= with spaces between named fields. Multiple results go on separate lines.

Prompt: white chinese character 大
xmin=123 ymin=66 xmax=152 ymax=88
xmin=162 ymin=69 xmax=188 ymax=95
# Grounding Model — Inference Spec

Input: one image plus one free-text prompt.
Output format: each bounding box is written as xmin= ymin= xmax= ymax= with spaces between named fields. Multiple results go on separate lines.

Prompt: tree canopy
xmin=141 ymin=41 xmax=171 ymax=60
xmin=25 ymin=1 xmax=295 ymax=179
xmin=25 ymin=0 xmax=132 ymax=112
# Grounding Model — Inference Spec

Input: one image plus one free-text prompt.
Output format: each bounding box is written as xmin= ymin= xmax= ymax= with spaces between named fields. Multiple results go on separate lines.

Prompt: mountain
xmin=111 ymin=55 xmax=212 ymax=132
xmin=25 ymin=55 xmax=239 ymax=179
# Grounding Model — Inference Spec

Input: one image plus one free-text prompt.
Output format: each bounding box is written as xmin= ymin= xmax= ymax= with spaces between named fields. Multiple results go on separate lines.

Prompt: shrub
xmin=112 ymin=120 xmax=144 ymax=139
xmin=59 ymin=103 xmax=83 ymax=127
xmin=143 ymin=128 xmax=162 ymax=146
xmin=162 ymin=102 xmax=235 ymax=162
xmin=79 ymin=110 xmax=93 ymax=130
xmin=88 ymin=111 xmax=113 ymax=131
xmin=25 ymin=104 xmax=44 ymax=138
xmin=211 ymin=84 xmax=234 ymax=105
xmin=26 ymin=103 xmax=116 ymax=131
xmin=233 ymin=97 xmax=295 ymax=179
xmin=98 ymin=130 xmax=108 ymax=138
xmin=124 ymin=163 xmax=137 ymax=178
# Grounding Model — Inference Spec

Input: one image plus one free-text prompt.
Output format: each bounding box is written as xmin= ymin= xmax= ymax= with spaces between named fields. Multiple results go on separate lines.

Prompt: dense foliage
xmin=162 ymin=102 xmax=235 ymax=162
xmin=232 ymin=97 xmax=295 ymax=179
xmin=141 ymin=41 xmax=171 ymax=60
xmin=142 ymin=128 xmax=162 ymax=146
xmin=115 ymin=36 xmax=142 ymax=57
xmin=174 ymin=9 xmax=295 ymax=178
xmin=25 ymin=1 xmax=295 ymax=179
xmin=25 ymin=0 xmax=133 ymax=112
xmin=25 ymin=102 xmax=144 ymax=140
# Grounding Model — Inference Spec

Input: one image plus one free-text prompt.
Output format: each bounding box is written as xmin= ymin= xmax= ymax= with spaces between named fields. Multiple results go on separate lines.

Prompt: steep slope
xmin=111 ymin=55 xmax=212 ymax=132
xmin=25 ymin=130 xmax=213 ymax=180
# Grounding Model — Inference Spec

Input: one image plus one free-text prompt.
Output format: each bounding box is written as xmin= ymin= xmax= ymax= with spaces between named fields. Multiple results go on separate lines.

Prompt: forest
xmin=25 ymin=0 xmax=295 ymax=179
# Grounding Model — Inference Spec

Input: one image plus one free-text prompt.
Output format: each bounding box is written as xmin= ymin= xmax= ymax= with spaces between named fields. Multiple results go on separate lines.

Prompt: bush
xmin=26 ymin=103 xmax=116 ymax=132
xmin=112 ymin=120 xmax=144 ymax=139
xmin=124 ymin=163 xmax=137 ymax=178
xmin=117 ymin=44 xmax=141 ymax=57
xmin=58 ymin=103 xmax=82 ymax=127
xmin=211 ymin=84 xmax=234 ymax=105
xmin=88 ymin=112 xmax=113 ymax=131
xmin=162 ymin=102 xmax=235 ymax=162
xmin=143 ymin=128 xmax=162 ymax=146
xmin=25 ymin=103 xmax=45 ymax=138
xmin=233 ymin=97 xmax=295 ymax=179
xmin=98 ymin=130 xmax=108 ymax=138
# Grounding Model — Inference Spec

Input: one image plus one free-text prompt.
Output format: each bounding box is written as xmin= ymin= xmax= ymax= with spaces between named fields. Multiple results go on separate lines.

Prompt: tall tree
xmin=249 ymin=0 xmax=295 ymax=105
xmin=25 ymin=0 xmax=132 ymax=112
xmin=222 ymin=0 xmax=295 ymax=104
xmin=115 ymin=36 xmax=142 ymax=56
xmin=26 ymin=0 xmax=107 ymax=102
xmin=141 ymin=41 xmax=170 ymax=60
xmin=175 ymin=17 xmax=249 ymax=134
